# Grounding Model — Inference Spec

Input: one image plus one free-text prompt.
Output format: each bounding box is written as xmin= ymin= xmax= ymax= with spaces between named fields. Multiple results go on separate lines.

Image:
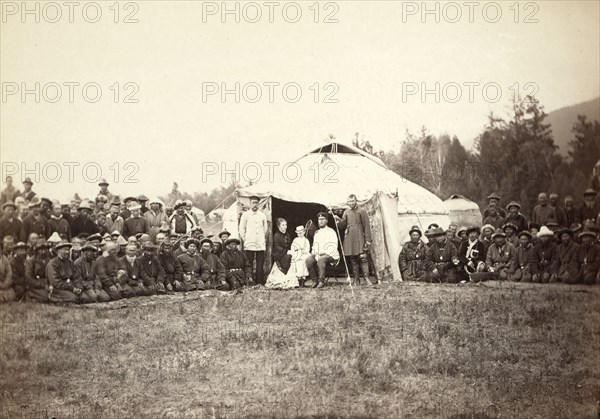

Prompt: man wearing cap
xmin=122 ymin=203 xmax=150 ymax=240
xmin=48 ymin=203 xmax=72 ymax=240
xmin=119 ymin=197 xmax=138 ymax=220
xmin=485 ymin=228 xmax=516 ymax=280
xmin=578 ymin=229 xmax=600 ymax=285
xmin=22 ymin=198 xmax=49 ymax=240
xmin=25 ymin=243 xmax=52 ymax=302
xmin=458 ymin=226 xmax=486 ymax=280
xmin=220 ymin=238 xmax=254 ymax=289
xmin=145 ymin=199 xmax=168 ymax=243
xmin=0 ymin=201 xmax=24 ymax=243
xmin=1 ymin=175 xmax=20 ymax=206
xmin=157 ymin=241 xmax=177 ymax=292
xmin=138 ymin=195 xmax=150 ymax=215
xmin=75 ymin=244 xmax=110 ymax=303
xmin=95 ymin=242 xmax=131 ymax=300
xmin=19 ymin=177 xmax=36 ymax=203
xmin=424 ymin=227 xmax=460 ymax=283
xmin=174 ymin=238 xmax=210 ymax=291
xmin=482 ymin=192 xmax=506 ymax=220
xmin=398 ymin=225 xmax=427 ymax=281
xmin=98 ymin=179 xmax=114 ymax=202
xmin=532 ymin=226 xmax=556 ymax=284
xmin=531 ymin=193 xmax=558 ymax=226
xmin=40 ymin=198 xmax=52 ymax=220
xmin=306 ymin=212 xmax=340 ymax=288
xmin=138 ymin=242 xmax=165 ymax=295
xmin=70 ymin=201 xmax=99 ymax=237
xmin=508 ymin=231 xmax=536 ymax=282
xmin=169 ymin=200 xmax=197 ymax=235
xmin=199 ymin=238 xmax=229 ymax=291
xmin=504 ymin=202 xmax=528 ymax=234
xmin=218 ymin=230 xmax=231 ymax=244
xmin=0 ymin=241 xmax=16 ymax=302
xmin=46 ymin=242 xmax=83 ymax=304
xmin=580 ymin=189 xmax=599 ymax=223
xmin=551 ymin=228 xmax=582 ymax=284
xmin=10 ymin=242 xmax=28 ymax=299
xmin=239 ymin=196 xmax=268 ymax=285
xmin=502 ymin=223 xmax=520 ymax=248
xmin=334 ymin=194 xmax=373 ymax=286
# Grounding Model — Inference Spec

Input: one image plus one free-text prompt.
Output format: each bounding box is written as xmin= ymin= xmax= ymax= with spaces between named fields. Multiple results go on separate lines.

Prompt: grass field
xmin=1 ymin=281 xmax=599 ymax=418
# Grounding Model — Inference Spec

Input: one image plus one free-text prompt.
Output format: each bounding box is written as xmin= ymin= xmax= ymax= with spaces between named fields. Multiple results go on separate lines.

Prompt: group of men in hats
xmin=398 ymin=189 xmax=600 ymax=285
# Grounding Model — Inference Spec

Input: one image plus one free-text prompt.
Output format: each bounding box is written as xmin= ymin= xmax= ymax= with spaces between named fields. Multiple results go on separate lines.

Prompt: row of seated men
xmin=398 ymin=223 xmax=600 ymax=284
xmin=0 ymin=236 xmax=254 ymax=304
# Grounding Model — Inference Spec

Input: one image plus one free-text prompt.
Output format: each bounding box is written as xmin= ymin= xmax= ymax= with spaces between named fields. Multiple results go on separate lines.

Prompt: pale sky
xmin=1 ymin=0 xmax=599 ymax=202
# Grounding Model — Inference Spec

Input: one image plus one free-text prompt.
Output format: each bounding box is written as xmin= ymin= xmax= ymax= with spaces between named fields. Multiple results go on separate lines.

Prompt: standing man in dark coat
xmin=334 ymin=194 xmax=372 ymax=286
xmin=564 ymin=196 xmax=581 ymax=226
xmin=531 ymin=193 xmax=558 ymax=226
xmin=48 ymin=203 xmax=72 ymax=240
xmin=70 ymin=201 xmax=99 ymax=237
xmin=0 ymin=201 xmax=24 ymax=243
xmin=98 ymin=179 xmax=115 ymax=202
xmin=549 ymin=193 xmax=568 ymax=228
xmin=19 ymin=177 xmax=36 ymax=204
xmin=425 ymin=227 xmax=460 ymax=283
xmin=10 ymin=242 xmax=28 ymax=300
xmin=0 ymin=175 xmax=20 ymax=205
xmin=580 ymin=189 xmax=599 ymax=223
xmin=122 ymin=203 xmax=150 ymax=239
xmin=482 ymin=192 xmax=506 ymax=220
xmin=504 ymin=201 xmax=528 ymax=234
xmin=22 ymin=198 xmax=49 ymax=240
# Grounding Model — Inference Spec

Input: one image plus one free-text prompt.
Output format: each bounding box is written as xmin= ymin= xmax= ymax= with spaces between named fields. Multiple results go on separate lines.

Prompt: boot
xmin=311 ymin=278 xmax=319 ymax=288
xmin=298 ymin=277 xmax=305 ymax=288
xmin=316 ymin=279 xmax=325 ymax=289
xmin=363 ymin=275 xmax=373 ymax=286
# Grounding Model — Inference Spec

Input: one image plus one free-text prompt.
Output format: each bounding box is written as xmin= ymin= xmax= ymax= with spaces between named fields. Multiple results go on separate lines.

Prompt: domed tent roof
xmin=444 ymin=194 xmax=482 ymax=227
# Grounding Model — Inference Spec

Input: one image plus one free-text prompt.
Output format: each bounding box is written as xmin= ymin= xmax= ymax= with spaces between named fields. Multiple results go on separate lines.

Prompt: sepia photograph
xmin=1 ymin=1 xmax=599 ymax=417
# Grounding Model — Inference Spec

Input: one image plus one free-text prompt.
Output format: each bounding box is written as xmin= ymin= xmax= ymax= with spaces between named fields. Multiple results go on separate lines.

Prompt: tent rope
xmin=329 ymin=207 xmax=354 ymax=295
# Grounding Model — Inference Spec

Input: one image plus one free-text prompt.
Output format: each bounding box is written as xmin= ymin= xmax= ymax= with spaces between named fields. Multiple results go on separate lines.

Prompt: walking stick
xmin=328 ymin=207 xmax=353 ymax=295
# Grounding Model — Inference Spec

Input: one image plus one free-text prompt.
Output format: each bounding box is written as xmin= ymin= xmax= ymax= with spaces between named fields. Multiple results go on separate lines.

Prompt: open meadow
xmin=1 ymin=281 xmax=599 ymax=418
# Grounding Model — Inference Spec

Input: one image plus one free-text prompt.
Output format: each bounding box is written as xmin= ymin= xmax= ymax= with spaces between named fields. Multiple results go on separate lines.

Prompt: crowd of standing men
xmin=399 ymin=190 xmax=600 ymax=284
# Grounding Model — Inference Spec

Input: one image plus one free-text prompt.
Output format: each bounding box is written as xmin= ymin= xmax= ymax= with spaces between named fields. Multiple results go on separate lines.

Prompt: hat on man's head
xmin=55 ymin=242 xmax=72 ymax=251
xmin=518 ymin=231 xmax=532 ymax=240
xmin=81 ymin=243 xmax=98 ymax=253
xmin=487 ymin=192 xmax=501 ymax=201
xmin=22 ymin=177 xmax=33 ymax=185
xmin=28 ymin=198 xmax=42 ymax=208
xmin=502 ymin=222 xmax=518 ymax=232
xmin=40 ymin=197 xmax=52 ymax=207
xmin=128 ymin=202 xmax=142 ymax=211
xmin=2 ymin=201 xmax=17 ymax=211
xmin=408 ymin=225 xmax=422 ymax=237
xmin=457 ymin=226 xmax=468 ymax=235
xmin=185 ymin=238 xmax=200 ymax=249
xmin=506 ymin=201 xmax=521 ymax=210
xmin=492 ymin=228 xmax=506 ymax=239
xmin=199 ymin=238 xmax=213 ymax=247
xmin=173 ymin=200 xmax=186 ymax=210
xmin=123 ymin=196 xmax=138 ymax=204
xmin=78 ymin=201 xmax=92 ymax=211
xmin=218 ymin=230 xmax=230 ymax=239
xmin=481 ymin=224 xmax=495 ymax=234
xmin=143 ymin=242 xmax=157 ymax=251
xmin=98 ymin=178 xmax=109 ymax=187
xmin=87 ymin=233 xmax=102 ymax=242
xmin=583 ymin=188 xmax=598 ymax=197
xmin=317 ymin=211 xmax=329 ymax=219
xmin=47 ymin=232 xmax=62 ymax=243
xmin=466 ymin=226 xmax=481 ymax=235
xmin=249 ymin=195 xmax=260 ymax=202
xmin=579 ymin=229 xmax=597 ymax=239
xmin=34 ymin=242 xmax=51 ymax=251
xmin=570 ymin=223 xmax=582 ymax=234
xmin=13 ymin=242 xmax=28 ymax=250
xmin=224 ymin=238 xmax=241 ymax=247
xmin=110 ymin=230 xmax=121 ymax=237
xmin=429 ymin=227 xmax=446 ymax=238
xmin=528 ymin=222 xmax=541 ymax=231
xmin=137 ymin=194 xmax=149 ymax=202
xmin=558 ymin=228 xmax=574 ymax=237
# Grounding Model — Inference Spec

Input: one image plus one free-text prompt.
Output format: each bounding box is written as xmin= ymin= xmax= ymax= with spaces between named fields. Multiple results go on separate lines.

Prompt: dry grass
xmin=1 ymin=281 xmax=599 ymax=418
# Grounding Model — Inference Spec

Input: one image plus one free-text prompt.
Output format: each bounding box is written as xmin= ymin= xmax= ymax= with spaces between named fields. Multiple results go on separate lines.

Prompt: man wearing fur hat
xmin=0 ymin=201 xmax=24 ymax=243
xmin=173 ymin=238 xmax=209 ymax=291
xmin=508 ymin=231 xmax=536 ymax=282
xmin=550 ymin=228 xmax=581 ymax=284
xmin=398 ymin=225 xmax=427 ymax=281
xmin=138 ymin=242 xmax=165 ymax=295
xmin=46 ymin=242 xmax=82 ymax=304
xmin=532 ymin=226 xmax=556 ymax=283
xmin=502 ymin=222 xmax=520 ymax=248
xmin=482 ymin=192 xmax=507 ymax=220
xmin=482 ymin=206 xmax=505 ymax=230
xmin=199 ymin=238 xmax=229 ymax=291
xmin=424 ymin=227 xmax=460 ymax=283
xmin=170 ymin=200 xmax=196 ymax=235
xmin=76 ymin=244 xmax=111 ymax=303
xmin=48 ymin=203 xmax=72 ymax=240
xmin=485 ymin=228 xmax=516 ymax=280
xmin=578 ymin=229 xmax=600 ymax=285
xmin=504 ymin=202 xmax=528 ymax=234
xmin=220 ymin=238 xmax=254 ymax=289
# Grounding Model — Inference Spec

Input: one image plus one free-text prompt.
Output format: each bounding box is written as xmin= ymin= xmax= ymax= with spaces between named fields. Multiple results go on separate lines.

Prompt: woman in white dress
xmin=291 ymin=225 xmax=311 ymax=287
xmin=265 ymin=218 xmax=299 ymax=289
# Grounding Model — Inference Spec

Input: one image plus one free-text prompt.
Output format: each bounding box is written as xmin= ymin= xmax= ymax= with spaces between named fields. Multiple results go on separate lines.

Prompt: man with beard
xmin=334 ymin=194 xmax=373 ymax=286
xmin=531 ymin=193 xmax=558 ymax=226
xmin=76 ymin=243 xmax=111 ymax=303
xmin=145 ymin=199 xmax=168 ymax=243
xmin=40 ymin=198 xmax=53 ymax=220
xmin=484 ymin=228 xmax=516 ymax=280
xmin=169 ymin=200 xmax=197 ymax=235
xmin=564 ymin=196 xmax=580 ymax=226
xmin=504 ymin=201 xmax=528 ymax=234
xmin=25 ymin=242 xmax=52 ymax=303
xmin=398 ymin=225 xmax=427 ymax=281
xmin=458 ymin=226 xmax=486 ymax=281
xmin=95 ymin=242 xmax=134 ymax=300
xmin=578 ymin=229 xmax=600 ymax=285
xmin=122 ymin=203 xmax=150 ymax=239
xmin=502 ymin=222 xmax=520 ymax=248
xmin=70 ymin=201 xmax=99 ymax=236
xmin=10 ymin=241 xmax=28 ymax=300
xmin=549 ymin=193 xmax=568 ymax=228
xmin=174 ymin=238 xmax=209 ymax=291
xmin=120 ymin=243 xmax=151 ymax=296
xmin=551 ymin=228 xmax=582 ymax=284
xmin=22 ymin=198 xmax=49 ymax=239
xmin=580 ymin=189 xmax=599 ymax=223
xmin=425 ymin=227 xmax=460 ymax=283
xmin=138 ymin=242 xmax=166 ymax=295
xmin=508 ymin=231 xmax=536 ymax=282
xmin=46 ymin=242 xmax=82 ymax=304
xmin=198 ymin=238 xmax=229 ymax=291
xmin=157 ymin=241 xmax=176 ymax=292
xmin=48 ymin=203 xmax=72 ymax=240
xmin=0 ymin=201 xmax=24 ymax=243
